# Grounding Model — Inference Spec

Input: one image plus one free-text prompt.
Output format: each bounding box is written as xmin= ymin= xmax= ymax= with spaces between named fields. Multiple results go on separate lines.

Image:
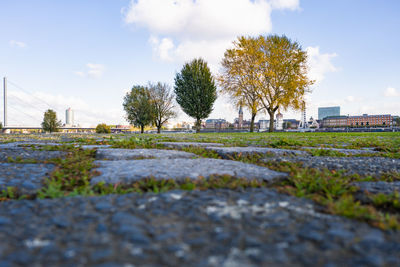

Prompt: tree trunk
xmin=250 ymin=112 xmax=256 ymax=133
xmin=157 ymin=126 xmax=161 ymax=134
xmin=268 ymin=111 xmax=275 ymax=132
xmin=195 ymin=119 xmax=201 ymax=133
xmin=140 ymin=125 xmax=144 ymax=134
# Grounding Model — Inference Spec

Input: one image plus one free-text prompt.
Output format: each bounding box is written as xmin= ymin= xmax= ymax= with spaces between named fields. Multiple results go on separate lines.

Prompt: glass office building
xmin=318 ymin=106 xmax=340 ymax=120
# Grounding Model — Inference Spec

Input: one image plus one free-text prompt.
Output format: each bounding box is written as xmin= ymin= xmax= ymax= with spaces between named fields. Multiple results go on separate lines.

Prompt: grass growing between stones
xmin=94 ymin=176 xmax=267 ymax=195
xmin=250 ymin=160 xmax=400 ymax=230
xmin=175 ymin=147 xmax=400 ymax=230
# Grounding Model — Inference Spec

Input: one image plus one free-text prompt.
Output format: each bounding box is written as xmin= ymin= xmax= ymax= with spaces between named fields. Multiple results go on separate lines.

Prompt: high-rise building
xmin=66 ymin=108 xmax=74 ymax=126
xmin=318 ymin=106 xmax=340 ymax=120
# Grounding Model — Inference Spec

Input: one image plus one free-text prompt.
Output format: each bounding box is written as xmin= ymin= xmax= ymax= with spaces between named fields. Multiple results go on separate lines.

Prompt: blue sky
xmin=0 ymin=0 xmax=399 ymax=127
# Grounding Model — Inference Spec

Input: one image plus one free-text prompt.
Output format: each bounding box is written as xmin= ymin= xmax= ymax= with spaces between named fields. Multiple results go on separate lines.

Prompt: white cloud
xmin=74 ymin=63 xmax=105 ymax=78
xmin=270 ymin=0 xmax=300 ymax=10
xmin=306 ymin=46 xmax=338 ymax=84
xmin=9 ymin=40 xmax=27 ymax=48
xmin=384 ymin=87 xmax=399 ymax=97
xmin=124 ymin=0 xmax=300 ymax=69
xmin=149 ymin=37 xmax=175 ymax=61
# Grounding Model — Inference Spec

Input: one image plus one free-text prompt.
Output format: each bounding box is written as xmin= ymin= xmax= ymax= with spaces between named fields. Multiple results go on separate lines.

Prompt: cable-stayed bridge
xmin=1 ymin=77 xmax=127 ymax=133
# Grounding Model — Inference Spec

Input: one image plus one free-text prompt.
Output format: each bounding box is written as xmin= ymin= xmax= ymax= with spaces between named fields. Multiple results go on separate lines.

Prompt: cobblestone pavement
xmin=0 ymin=147 xmax=66 ymax=162
xmin=0 ymin=140 xmax=399 ymax=266
xmin=96 ymin=148 xmax=196 ymax=160
xmin=92 ymin=158 xmax=288 ymax=185
xmin=0 ymin=163 xmax=55 ymax=194
xmin=353 ymin=181 xmax=400 ymax=195
xmin=159 ymin=142 xmax=224 ymax=148
xmin=205 ymin=146 xmax=309 ymax=157
xmin=1 ymin=189 xmax=399 ymax=267
xmin=262 ymin=156 xmax=400 ymax=177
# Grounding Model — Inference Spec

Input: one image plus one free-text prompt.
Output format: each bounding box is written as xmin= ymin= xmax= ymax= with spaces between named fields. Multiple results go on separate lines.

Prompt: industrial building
xmin=322 ymin=114 xmax=392 ymax=127
xmin=318 ymin=106 xmax=340 ymax=120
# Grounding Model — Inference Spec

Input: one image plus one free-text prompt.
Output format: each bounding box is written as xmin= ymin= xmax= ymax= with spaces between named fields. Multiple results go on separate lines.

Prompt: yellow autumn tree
xmin=218 ymin=36 xmax=263 ymax=132
xmin=220 ymin=35 xmax=313 ymax=132
xmin=256 ymin=35 xmax=313 ymax=132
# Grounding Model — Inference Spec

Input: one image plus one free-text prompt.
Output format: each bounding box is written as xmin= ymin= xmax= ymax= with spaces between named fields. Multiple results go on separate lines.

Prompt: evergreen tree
xmin=174 ymin=58 xmax=217 ymax=133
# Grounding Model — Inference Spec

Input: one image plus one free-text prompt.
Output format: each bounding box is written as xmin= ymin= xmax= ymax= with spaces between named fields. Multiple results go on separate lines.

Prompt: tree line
xmin=124 ymin=34 xmax=313 ymax=133
xmin=39 ymin=34 xmax=313 ymax=133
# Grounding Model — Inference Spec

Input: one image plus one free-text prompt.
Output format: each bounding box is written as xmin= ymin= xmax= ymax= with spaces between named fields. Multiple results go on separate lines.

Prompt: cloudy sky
xmin=0 ymin=0 xmax=399 ymax=127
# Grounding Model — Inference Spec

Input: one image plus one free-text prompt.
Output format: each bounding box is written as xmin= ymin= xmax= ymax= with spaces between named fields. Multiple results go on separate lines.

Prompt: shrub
xmin=96 ymin=123 xmax=111 ymax=134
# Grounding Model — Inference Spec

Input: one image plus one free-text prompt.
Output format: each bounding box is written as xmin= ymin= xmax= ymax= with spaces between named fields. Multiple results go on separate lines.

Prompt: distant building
xmin=318 ymin=106 xmax=340 ymax=120
xmin=238 ymin=106 xmax=243 ymax=128
xmin=205 ymin=119 xmax=229 ymax=129
xmin=322 ymin=114 xmax=392 ymax=127
xmin=259 ymin=120 xmax=269 ymax=130
xmin=308 ymin=117 xmax=320 ymax=128
xmin=276 ymin=112 xmax=283 ymax=130
xmin=283 ymin=119 xmax=300 ymax=129
xmin=234 ymin=107 xmax=259 ymax=130
xmin=347 ymin=114 xmax=392 ymax=127
xmin=65 ymin=108 xmax=74 ymax=126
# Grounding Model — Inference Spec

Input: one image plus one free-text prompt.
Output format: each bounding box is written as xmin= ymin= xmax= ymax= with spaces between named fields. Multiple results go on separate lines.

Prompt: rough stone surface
xmin=0 ymin=147 xmax=66 ymax=162
xmin=0 ymin=141 xmax=62 ymax=149
xmin=0 ymin=163 xmax=54 ymax=193
xmin=0 ymin=189 xmax=399 ymax=266
xmin=91 ymin=158 xmax=288 ymax=185
xmin=96 ymin=148 xmax=197 ymax=160
xmin=302 ymin=147 xmax=378 ymax=155
xmin=353 ymin=181 xmax=400 ymax=195
xmin=79 ymin=145 xmax=111 ymax=150
xmin=262 ymin=156 xmax=400 ymax=177
xmin=205 ymin=146 xmax=309 ymax=158
xmin=160 ymin=142 xmax=224 ymax=148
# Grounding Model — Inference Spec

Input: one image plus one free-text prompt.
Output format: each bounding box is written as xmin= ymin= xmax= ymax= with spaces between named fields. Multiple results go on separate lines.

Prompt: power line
xmin=7 ymin=79 xmax=58 ymax=111
xmin=8 ymin=93 xmax=47 ymax=115
xmin=8 ymin=105 xmax=41 ymax=125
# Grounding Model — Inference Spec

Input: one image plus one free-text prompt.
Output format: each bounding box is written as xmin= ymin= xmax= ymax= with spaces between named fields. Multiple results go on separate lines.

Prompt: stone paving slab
xmin=205 ymin=146 xmax=309 ymax=158
xmin=159 ymin=142 xmax=224 ymax=148
xmin=96 ymin=148 xmax=197 ymax=160
xmin=0 ymin=163 xmax=54 ymax=193
xmin=0 ymin=188 xmax=399 ymax=266
xmin=353 ymin=181 xmax=400 ymax=195
xmin=0 ymin=142 xmax=62 ymax=149
xmin=302 ymin=147 xmax=378 ymax=155
xmin=91 ymin=158 xmax=288 ymax=185
xmin=0 ymin=148 xmax=66 ymax=162
xmin=263 ymin=156 xmax=400 ymax=177
xmin=79 ymin=145 xmax=111 ymax=150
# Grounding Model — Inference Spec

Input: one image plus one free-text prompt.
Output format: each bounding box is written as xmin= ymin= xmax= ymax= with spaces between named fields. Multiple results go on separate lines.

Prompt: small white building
xmin=276 ymin=112 xmax=283 ymax=130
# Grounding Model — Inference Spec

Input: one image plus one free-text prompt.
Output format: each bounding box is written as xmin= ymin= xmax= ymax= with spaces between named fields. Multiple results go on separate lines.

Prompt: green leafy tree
xmin=149 ymin=82 xmax=177 ymax=133
xmin=41 ymin=109 xmax=62 ymax=133
xmin=123 ymin=85 xmax=154 ymax=133
xmin=0 ymin=122 xmax=2 ymax=130
xmin=174 ymin=58 xmax=217 ymax=133
xmin=96 ymin=123 xmax=111 ymax=133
